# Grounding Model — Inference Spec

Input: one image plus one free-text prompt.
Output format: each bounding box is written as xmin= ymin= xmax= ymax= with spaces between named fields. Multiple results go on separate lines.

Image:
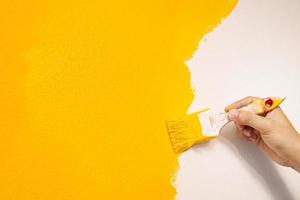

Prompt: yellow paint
xmin=0 ymin=0 xmax=236 ymax=199
xmin=167 ymin=109 xmax=216 ymax=154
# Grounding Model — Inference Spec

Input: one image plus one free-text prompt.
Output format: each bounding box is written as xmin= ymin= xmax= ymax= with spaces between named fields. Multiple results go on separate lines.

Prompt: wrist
xmin=288 ymin=133 xmax=300 ymax=172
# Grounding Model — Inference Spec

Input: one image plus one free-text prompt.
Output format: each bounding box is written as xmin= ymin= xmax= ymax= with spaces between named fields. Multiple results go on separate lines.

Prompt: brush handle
xmin=224 ymin=97 xmax=285 ymax=124
xmin=198 ymin=97 xmax=285 ymax=137
xmin=236 ymin=97 xmax=285 ymax=115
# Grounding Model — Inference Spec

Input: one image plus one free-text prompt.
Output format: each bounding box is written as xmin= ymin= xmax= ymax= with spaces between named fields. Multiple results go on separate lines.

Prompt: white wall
xmin=176 ymin=0 xmax=300 ymax=199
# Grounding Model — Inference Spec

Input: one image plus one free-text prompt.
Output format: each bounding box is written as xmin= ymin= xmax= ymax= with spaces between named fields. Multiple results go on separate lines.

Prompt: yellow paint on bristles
xmin=166 ymin=110 xmax=216 ymax=154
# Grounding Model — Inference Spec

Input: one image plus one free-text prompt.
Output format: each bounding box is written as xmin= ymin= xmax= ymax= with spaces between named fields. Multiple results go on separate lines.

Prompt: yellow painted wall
xmin=0 ymin=0 xmax=236 ymax=199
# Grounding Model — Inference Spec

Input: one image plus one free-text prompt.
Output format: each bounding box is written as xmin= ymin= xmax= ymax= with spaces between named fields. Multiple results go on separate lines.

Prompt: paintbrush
xmin=166 ymin=97 xmax=286 ymax=154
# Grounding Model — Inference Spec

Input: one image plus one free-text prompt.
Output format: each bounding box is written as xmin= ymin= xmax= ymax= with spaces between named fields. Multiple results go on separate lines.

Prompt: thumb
xmin=228 ymin=109 xmax=272 ymax=133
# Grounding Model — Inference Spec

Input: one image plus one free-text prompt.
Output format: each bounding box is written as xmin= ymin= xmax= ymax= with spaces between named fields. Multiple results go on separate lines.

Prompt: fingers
xmin=235 ymin=124 xmax=247 ymax=138
xmin=228 ymin=109 xmax=272 ymax=133
xmin=235 ymin=124 xmax=258 ymax=141
xmin=225 ymin=96 xmax=261 ymax=112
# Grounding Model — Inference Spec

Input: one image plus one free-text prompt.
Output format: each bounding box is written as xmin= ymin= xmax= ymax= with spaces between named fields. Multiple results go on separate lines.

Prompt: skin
xmin=225 ymin=96 xmax=300 ymax=173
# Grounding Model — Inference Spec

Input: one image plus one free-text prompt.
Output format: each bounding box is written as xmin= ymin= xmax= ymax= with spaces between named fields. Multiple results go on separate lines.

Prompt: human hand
xmin=225 ymin=96 xmax=300 ymax=172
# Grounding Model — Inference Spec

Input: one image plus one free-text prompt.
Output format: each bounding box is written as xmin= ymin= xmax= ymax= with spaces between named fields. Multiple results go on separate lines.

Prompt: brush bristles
xmin=166 ymin=114 xmax=214 ymax=154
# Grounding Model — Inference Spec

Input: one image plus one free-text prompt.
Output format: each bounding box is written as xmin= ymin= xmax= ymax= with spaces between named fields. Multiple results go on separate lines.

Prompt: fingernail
xmin=228 ymin=109 xmax=239 ymax=120
xmin=243 ymin=129 xmax=251 ymax=137
xmin=225 ymin=106 xmax=231 ymax=112
xmin=249 ymin=133 xmax=258 ymax=142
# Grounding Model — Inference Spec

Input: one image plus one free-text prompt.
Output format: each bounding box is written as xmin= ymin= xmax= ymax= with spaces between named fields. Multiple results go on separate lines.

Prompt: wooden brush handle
xmin=240 ymin=97 xmax=285 ymax=115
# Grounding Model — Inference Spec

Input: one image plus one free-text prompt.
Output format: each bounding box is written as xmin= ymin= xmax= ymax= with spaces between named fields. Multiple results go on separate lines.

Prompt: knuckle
xmin=238 ymin=111 xmax=251 ymax=123
xmin=245 ymin=96 xmax=254 ymax=101
xmin=263 ymin=120 xmax=273 ymax=131
xmin=246 ymin=96 xmax=260 ymax=100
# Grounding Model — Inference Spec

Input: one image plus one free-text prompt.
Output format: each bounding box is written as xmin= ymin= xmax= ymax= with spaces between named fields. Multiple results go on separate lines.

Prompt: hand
xmin=225 ymin=96 xmax=300 ymax=172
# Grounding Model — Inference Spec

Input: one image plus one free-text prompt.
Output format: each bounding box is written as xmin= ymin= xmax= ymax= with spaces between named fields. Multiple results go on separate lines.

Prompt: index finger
xmin=225 ymin=96 xmax=261 ymax=112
